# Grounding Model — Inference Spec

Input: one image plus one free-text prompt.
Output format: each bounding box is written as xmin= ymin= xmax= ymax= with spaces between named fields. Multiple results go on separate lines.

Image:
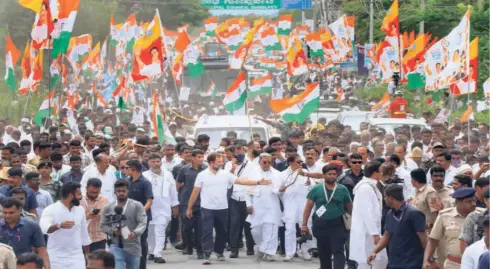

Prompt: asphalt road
xmin=147 ymin=247 xmax=321 ymax=269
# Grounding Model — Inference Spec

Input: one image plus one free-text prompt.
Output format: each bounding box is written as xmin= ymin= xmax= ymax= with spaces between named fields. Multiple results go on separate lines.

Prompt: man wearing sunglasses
xmin=338 ymin=153 xmax=364 ymax=199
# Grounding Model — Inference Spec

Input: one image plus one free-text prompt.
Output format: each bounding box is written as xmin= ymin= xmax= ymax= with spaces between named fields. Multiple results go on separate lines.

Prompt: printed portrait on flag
xmin=291 ymin=53 xmax=308 ymax=76
xmin=229 ymin=44 xmax=249 ymax=69
xmin=364 ymin=44 xmax=376 ymax=69
xmin=380 ymin=47 xmax=400 ymax=83
xmin=133 ymin=39 xmax=163 ymax=80
xmin=328 ymin=15 xmax=351 ymax=63
xmin=483 ymin=78 xmax=490 ymax=99
xmin=31 ymin=1 xmax=53 ymax=50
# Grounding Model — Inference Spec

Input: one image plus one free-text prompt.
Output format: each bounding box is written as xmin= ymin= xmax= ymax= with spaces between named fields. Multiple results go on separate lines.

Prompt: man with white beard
xmin=245 ymin=153 xmax=283 ymax=261
xmin=350 ymin=161 xmax=388 ymax=269
xmin=143 ymin=154 xmax=179 ymax=264
xmin=278 ymin=154 xmax=312 ymax=261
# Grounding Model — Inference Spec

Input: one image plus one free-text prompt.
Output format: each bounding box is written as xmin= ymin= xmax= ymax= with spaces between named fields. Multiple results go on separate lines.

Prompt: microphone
xmin=114 ymin=206 xmax=123 ymax=215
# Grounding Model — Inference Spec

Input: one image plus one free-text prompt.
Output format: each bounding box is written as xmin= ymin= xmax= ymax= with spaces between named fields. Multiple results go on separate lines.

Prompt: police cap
xmin=451 ymin=187 xmax=476 ymax=200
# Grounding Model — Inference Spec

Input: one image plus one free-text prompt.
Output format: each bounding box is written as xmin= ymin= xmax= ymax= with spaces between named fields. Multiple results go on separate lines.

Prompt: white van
xmin=193 ymin=115 xmax=274 ymax=150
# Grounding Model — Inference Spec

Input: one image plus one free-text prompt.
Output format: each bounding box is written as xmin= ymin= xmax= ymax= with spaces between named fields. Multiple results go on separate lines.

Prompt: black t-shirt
xmin=177 ymin=164 xmax=207 ymax=211
xmin=128 ymin=175 xmax=154 ymax=221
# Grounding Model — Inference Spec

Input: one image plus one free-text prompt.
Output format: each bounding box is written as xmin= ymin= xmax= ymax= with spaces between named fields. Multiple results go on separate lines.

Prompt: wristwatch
xmin=428 ymin=257 xmax=436 ymax=263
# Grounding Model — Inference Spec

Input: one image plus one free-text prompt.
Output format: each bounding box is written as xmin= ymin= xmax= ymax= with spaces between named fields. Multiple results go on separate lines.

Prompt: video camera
xmin=104 ymin=206 xmax=127 ymax=248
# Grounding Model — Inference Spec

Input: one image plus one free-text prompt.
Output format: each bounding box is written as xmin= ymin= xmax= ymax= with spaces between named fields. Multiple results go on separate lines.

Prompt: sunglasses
xmin=121 ymin=166 xmax=129 ymax=169
xmin=261 ymin=161 xmax=271 ymax=164
xmin=295 ymin=160 xmax=303 ymax=164
xmin=351 ymin=161 xmax=362 ymax=164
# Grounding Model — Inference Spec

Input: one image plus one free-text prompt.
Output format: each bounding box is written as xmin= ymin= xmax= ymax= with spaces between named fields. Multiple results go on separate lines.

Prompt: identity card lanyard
xmin=322 ymin=183 xmax=337 ymax=207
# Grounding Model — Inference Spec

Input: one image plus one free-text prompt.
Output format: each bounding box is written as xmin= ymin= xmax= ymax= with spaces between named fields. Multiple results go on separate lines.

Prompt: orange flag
xmin=460 ymin=106 xmax=473 ymax=122
xmin=381 ymin=0 xmax=399 ymax=37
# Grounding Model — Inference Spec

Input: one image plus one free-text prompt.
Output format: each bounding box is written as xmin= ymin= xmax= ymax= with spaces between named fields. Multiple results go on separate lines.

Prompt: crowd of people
xmin=0 ymin=85 xmax=488 ymax=269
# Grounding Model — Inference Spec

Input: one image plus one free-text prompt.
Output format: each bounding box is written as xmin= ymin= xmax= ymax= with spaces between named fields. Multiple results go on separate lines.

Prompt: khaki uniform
xmin=433 ymin=184 xmax=455 ymax=265
xmin=410 ymin=184 xmax=441 ymax=229
xmin=0 ymin=243 xmax=16 ymax=269
xmin=429 ymin=207 xmax=485 ymax=269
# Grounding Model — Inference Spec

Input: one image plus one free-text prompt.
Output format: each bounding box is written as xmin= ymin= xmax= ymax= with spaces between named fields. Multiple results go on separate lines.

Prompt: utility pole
xmin=419 ymin=0 xmax=425 ymax=34
xmin=369 ymin=0 xmax=374 ymax=44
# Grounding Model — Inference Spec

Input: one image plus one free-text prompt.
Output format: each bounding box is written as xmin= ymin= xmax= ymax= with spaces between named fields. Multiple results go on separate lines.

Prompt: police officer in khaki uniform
xmin=409 ymin=168 xmax=442 ymax=232
xmin=0 ymin=243 xmax=16 ymax=269
xmin=423 ymin=187 xmax=484 ymax=269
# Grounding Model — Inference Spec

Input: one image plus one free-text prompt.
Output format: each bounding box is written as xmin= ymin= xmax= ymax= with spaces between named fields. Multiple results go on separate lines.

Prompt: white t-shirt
xmin=194 ymin=168 xmax=237 ymax=210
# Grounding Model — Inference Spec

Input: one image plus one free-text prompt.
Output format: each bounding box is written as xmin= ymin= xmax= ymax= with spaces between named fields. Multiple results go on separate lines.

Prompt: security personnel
xmin=409 ymin=168 xmax=442 ymax=233
xmin=423 ymin=187 xmax=484 ymax=269
xmin=388 ymin=91 xmax=409 ymax=118
xmin=0 ymin=243 xmax=16 ymax=268
xmin=459 ymin=188 xmax=489 ymax=252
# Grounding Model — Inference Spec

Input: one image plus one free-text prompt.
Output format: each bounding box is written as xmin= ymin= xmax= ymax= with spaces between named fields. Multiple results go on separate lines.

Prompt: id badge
xmin=315 ymin=205 xmax=327 ymax=217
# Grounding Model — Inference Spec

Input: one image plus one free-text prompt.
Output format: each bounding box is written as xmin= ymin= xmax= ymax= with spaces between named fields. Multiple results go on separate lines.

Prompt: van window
xmin=195 ymin=127 xmax=267 ymax=149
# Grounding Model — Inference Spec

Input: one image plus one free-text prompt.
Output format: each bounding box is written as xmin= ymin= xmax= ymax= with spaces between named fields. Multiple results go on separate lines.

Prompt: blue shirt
xmin=478 ymin=251 xmax=489 ymax=269
xmin=385 ymin=203 xmax=426 ymax=269
xmin=0 ymin=217 xmax=45 ymax=256
xmin=128 ymin=175 xmax=153 ymax=221
xmin=0 ymin=186 xmax=38 ymax=212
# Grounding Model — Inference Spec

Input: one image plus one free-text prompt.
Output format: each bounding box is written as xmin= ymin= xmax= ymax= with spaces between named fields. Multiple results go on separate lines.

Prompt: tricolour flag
xmin=18 ymin=0 xmax=43 ymax=12
xmin=182 ymin=33 xmax=205 ymax=77
xmin=33 ymin=90 xmax=57 ymax=127
xmin=131 ymin=10 xmax=163 ymax=82
xmin=460 ymin=105 xmax=473 ymax=122
xmin=4 ymin=34 xmax=21 ymax=92
xmin=259 ymin=25 xmax=281 ymax=51
xmin=305 ymin=33 xmax=323 ymax=58
xmin=82 ymin=42 xmax=100 ymax=77
xmin=201 ymin=80 xmax=218 ymax=99
xmin=277 ymin=14 xmax=292 ymax=36
xmin=31 ymin=0 xmax=54 ymax=50
xmin=152 ymin=91 xmax=176 ymax=144
xmin=51 ymin=0 xmax=80 ymax=58
xmin=223 ymin=71 xmax=247 ymax=113
xmin=269 ymin=82 xmax=320 ymax=124
xmin=49 ymin=56 xmax=61 ymax=90
xmin=109 ymin=15 xmax=120 ymax=47
xmin=249 ymin=74 xmax=272 ymax=97
xmin=205 ymin=17 xmax=218 ymax=37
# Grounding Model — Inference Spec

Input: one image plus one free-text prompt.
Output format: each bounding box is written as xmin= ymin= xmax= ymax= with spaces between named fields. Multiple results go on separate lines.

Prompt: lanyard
xmin=150 ymin=171 xmax=166 ymax=196
xmin=322 ymin=184 xmax=337 ymax=206
xmin=392 ymin=202 xmax=407 ymax=222
xmin=236 ymin=161 xmax=247 ymax=177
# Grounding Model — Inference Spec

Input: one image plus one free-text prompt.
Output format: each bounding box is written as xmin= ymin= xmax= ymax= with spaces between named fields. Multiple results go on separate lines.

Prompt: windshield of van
xmin=195 ymin=128 xmax=267 ymax=149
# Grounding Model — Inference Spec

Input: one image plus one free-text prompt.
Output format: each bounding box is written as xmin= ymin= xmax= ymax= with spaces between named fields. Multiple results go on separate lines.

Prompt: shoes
xmin=309 ymin=248 xmax=319 ymax=258
xmin=257 ymin=251 xmax=265 ymax=259
xmin=154 ymin=257 xmax=166 ymax=264
xmin=301 ymin=248 xmax=312 ymax=261
xmin=203 ymin=254 xmax=211 ymax=265
xmin=246 ymin=249 xmax=255 ymax=256
xmin=173 ymin=242 xmax=184 ymax=250
xmin=347 ymin=264 xmax=358 ymax=269
xmin=263 ymin=254 xmax=276 ymax=262
xmin=148 ymin=254 xmax=154 ymax=261
xmin=230 ymin=251 xmax=239 ymax=258
xmin=283 ymin=255 xmax=294 ymax=262
xmin=197 ymin=253 xmax=204 ymax=259
xmin=238 ymin=241 xmax=244 ymax=248
xmin=225 ymin=245 xmax=231 ymax=251
xmin=182 ymin=249 xmax=193 ymax=255
xmin=217 ymin=253 xmax=226 ymax=261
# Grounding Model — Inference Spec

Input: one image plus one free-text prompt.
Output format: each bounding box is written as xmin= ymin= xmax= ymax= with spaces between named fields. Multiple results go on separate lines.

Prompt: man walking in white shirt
xmin=246 ymin=153 xmax=283 ymax=261
xmin=350 ymin=161 xmax=388 ymax=269
xmin=143 ymin=154 xmax=179 ymax=264
xmin=81 ymin=152 xmax=117 ymax=202
xmin=186 ymin=153 xmax=271 ymax=265
xmin=461 ymin=218 xmax=489 ymax=269
xmin=40 ymin=182 xmax=92 ymax=269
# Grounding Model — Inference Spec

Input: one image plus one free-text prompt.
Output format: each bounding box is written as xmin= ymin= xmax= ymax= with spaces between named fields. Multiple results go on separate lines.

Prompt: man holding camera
xmin=81 ymin=178 xmax=110 ymax=252
xmin=100 ymin=180 xmax=148 ymax=269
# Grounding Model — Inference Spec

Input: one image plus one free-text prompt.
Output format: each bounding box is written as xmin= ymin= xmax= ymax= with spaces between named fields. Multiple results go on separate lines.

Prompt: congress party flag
xmin=381 ymin=0 xmax=399 ymax=37
xmin=269 ymin=82 xmax=320 ymax=124
xmin=33 ymin=90 xmax=57 ymax=127
xmin=152 ymin=91 xmax=176 ymax=144
xmin=277 ymin=14 xmax=292 ymax=36
xmin=249 ymin=74 xmax=272 ymax=97
xmin=205 ymin=17 xmax=218 ymax=37
xmin=31 ymin=0 xmax=54 ymax=50
xmin=51 ymin=0 xmax=80 ymax=58
xmin=4 ymin=34 xmax=21 ymax=92
xmin=449 ymin=37 xmax=478 ymax=95
xmin=223 ymin=72 xmax=247 ymax=113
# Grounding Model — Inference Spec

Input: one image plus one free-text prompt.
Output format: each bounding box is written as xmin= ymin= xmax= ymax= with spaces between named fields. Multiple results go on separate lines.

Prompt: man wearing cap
xmin=388 ymin=91 xmax=408 ymax=119
xmin=423 ymin=188 xmax=484 ymax=269
xmin=421 ymin=142 xmax=446 ymax=172
xmin=0 ymin=167 xmax=38 ymax=215
xmin=460 ymin=188 xmax=489 ymax=252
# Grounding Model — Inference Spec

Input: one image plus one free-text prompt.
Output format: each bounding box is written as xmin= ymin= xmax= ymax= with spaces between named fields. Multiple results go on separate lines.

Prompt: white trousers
xmin=148 ymin=223 xmax=168 ymax=258
xmin=357 ymin=260 xmax=388 ymax=269
xmin=284 ymin=222 xmax=298 ymax=256
xmin=251 ymin=223 xmax=279 ymax=255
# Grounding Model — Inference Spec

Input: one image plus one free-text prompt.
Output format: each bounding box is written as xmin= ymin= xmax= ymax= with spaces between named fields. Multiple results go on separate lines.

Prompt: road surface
xmin=147 ymin=247 xmax=321 ymax=269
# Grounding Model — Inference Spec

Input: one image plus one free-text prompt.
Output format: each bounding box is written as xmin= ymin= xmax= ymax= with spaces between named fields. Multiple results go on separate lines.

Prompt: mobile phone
xmin=92 ymin=208 xmax=100 ymax=215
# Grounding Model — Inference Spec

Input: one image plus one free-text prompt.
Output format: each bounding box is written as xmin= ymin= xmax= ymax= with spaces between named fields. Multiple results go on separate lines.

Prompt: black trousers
xmin=201 ymin=208 xmax=228 ymax=255
xmin=167 ymin=215 xmax=179 ymax=243
xmin=89 ymin=240 xmax=107 ymax=253
xmin=181 ymin=207 xmax=203 ymax=254
xmin=228 ymin=199 xmax=254 ymax=251
xmin=313 ymin=217 xmax=346 ymax=269
xmin=139 ymin=221 xmax=149 ymax=269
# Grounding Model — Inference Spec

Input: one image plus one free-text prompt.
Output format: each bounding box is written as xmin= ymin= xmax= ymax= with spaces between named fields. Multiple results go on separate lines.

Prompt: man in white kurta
xmin=245 ymin=154 xmax=283 ymax=261
xmin=143 ymin=155 xmax=179 ymax=263
xmin=349 ymin=163 xmax=387 ymax=269
xmin=278 ymin=155 xmax=312 ymax=261
xmin=40 ymin=182 xmax=91 ymax=269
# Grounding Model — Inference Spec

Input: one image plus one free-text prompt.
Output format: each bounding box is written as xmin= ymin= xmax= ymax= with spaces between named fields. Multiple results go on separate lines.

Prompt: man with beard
xmin=101 ymin=180 xmax=148 ymax=269
xmin=39 ymin=182 xmax=91 ymax=269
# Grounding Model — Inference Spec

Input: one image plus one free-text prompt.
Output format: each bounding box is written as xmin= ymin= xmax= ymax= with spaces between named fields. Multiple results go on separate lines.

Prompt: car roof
xmin=368 ymin=118 xmax=428 ymax=126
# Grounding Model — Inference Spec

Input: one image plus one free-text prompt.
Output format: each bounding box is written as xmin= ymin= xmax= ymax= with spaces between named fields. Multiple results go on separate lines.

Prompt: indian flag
xmin=152 ymin=91 xmax=176 ymax=144
xmin=223 ymin=71 xmax=247 ymax=113
xmin=249 ymin=74 xmax=272 ymax=97
xmin=205 ymin=17 xmax=218 ymax=37
xmin=277 ymin=14 xmax=292 ymax=36
xmin=49 ymin=56 xmax=61 ymax=90
xmin=305 ymin=33 xmax=323 ymax=58
xmin=33 ymin=90 xmax=57 ymax=127
xmin=51 ymin=0 xmax=80 ymax=59
xmin=260 ymin=26 xmax=281 ymax=51
xmin=201 ymin=80 xmax=218 ymax=99
xmin=269 ymin=82 xmax=320 ymax=124
xmin=4 ymin=34 xmax=21 ymax=92
xmin=109 ymin=15 xmax=120 ymax=47
xmin=184 ymin=44 xmax=205 ymax=77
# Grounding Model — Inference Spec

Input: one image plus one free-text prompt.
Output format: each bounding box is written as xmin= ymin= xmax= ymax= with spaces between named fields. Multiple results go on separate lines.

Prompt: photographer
xmin=100 ymin=180 xmax=147 ymax=269
xmin=81 ymin=178 xmax=110 ymax=252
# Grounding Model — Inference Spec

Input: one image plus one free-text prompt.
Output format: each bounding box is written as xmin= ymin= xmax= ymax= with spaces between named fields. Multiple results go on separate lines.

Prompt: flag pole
xmin=58 ymin=55 xmax=64 ymax=127
xmin=23 ymin=91 xmax=31 ymax=118
xmin=466 ymin=6 xmax=470 ymax=145
xmin=244 ymin=70 xmax=254 ymax=141
xmin=45 ymin=38 xmax=52 ymax=129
